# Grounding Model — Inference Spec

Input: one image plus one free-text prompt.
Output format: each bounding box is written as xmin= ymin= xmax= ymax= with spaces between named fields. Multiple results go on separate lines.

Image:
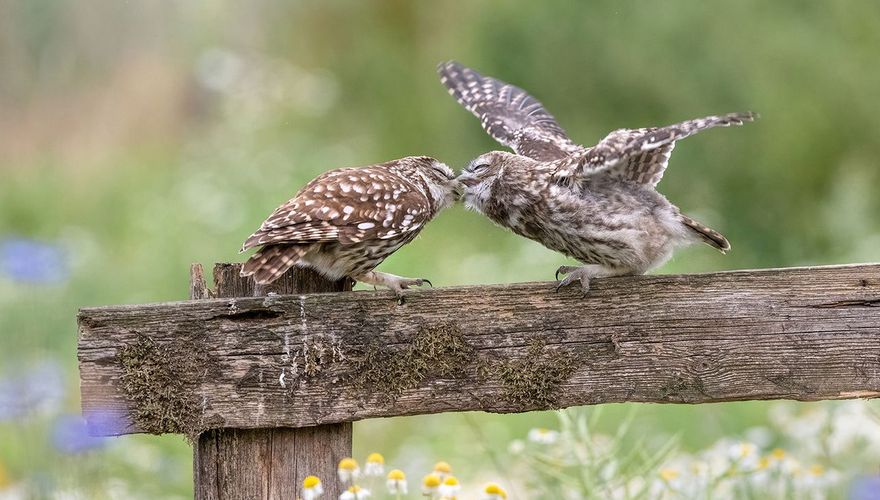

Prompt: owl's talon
xmin=554 ymin=266 xmax=592 ymax=295
xmin=353 ymin=271 xmax=432 ymax=302
xmin=422 ymin=279 xmax=433 ymax=288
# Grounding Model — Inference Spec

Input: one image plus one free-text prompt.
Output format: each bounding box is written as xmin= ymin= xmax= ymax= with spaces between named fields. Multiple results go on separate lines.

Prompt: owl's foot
xmin=354 ymin=271 xmax=432 ymax=304
xmin=555 ymin=265 xmax=633 ymax=297
xmin=555 ymin=265 xmax=592 ymax=296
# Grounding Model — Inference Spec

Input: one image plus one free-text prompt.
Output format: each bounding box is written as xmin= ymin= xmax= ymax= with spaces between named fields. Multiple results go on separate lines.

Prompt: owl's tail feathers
xmin=240 ymin=244 xmax=307 ymax=284
xmin=681 ymin=215 xmax=731 ymax=254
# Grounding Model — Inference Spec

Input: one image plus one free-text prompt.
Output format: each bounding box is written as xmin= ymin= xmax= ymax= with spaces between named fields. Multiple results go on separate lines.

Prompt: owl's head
xmin=456 ymin=150 xmax=518 ymax=212
xmin=397 ymin=156 xmax=460 ymax=212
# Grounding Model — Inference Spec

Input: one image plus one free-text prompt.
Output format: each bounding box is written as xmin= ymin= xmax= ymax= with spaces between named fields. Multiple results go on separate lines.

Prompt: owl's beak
xmin=457 ymin=176 xmax=481 ymax=188
xmin=452 ymin=181 xmax=465 ymax=199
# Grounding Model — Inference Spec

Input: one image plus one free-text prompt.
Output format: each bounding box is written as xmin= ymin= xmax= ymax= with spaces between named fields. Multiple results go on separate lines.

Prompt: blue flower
xmin=851 ymin=476 xmax=880 ymax=500
xmin=82 ymin=407 xmax=129 ymax=437
xmin=0 ymin=237 xmax=69 ymax=284
xmin=0 ymin=361 xmax=64 ymax=421
xmin=51 ymin=414 xmax=106 ymax=454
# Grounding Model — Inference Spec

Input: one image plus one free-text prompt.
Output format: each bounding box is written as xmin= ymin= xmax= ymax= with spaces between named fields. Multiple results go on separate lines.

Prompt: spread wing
xmin=241 ymin=164 xmax=431 ymax=251
xmin=437 ymin=60 xmax=585 ymax=161
xmin=553 ymin=112 xmax=758 ymax=186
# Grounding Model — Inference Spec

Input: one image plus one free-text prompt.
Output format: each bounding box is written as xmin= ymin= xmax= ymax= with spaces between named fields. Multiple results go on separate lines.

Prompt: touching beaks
xmin=452 ymin=182 xmax=465 ymax=199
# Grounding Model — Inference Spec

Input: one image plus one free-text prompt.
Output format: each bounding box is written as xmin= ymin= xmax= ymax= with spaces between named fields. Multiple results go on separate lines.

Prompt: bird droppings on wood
xmin=298 ymin=336 xmax=347 ymax=378
xmin=492 ymin=340 xmax=578 ymax=410
xmin=346 ymin=323 xmax=474 ymax=400
xmin=118 ymin=335 xmax=206 ymax=440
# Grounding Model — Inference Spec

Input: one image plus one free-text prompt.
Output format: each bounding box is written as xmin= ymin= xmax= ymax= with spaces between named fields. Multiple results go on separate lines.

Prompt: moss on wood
xmin=493 ymin=340 xmax=577 ymax=409
xmin=347 ymin=323 xmax=474 ymax=400
xmin=118 ymin=335 xmax=206 ymax=440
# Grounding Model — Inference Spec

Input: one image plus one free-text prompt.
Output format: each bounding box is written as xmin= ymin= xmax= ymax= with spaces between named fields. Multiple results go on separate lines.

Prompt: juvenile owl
xmin=240 ymin=156 xmax=459 ymax=297
xmin=438 ymin=61 xmax=756 ymax=293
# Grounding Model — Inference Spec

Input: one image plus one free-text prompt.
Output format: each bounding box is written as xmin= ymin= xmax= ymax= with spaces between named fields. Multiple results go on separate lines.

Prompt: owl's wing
xmin=438 ymin=61 xmax=584 ymax=161
xmin=241 ymin=165 xmax=432 ymax=251
xmin=553 ymin=112 xmax=757 ymax=186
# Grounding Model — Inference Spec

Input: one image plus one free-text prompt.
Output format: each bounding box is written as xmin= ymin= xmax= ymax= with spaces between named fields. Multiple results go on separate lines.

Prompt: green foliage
xmin=1 ymin=0 xmax=878 ymax=496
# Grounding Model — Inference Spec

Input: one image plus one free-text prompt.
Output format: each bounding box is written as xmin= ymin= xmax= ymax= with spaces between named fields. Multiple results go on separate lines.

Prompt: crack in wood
xmin=802 ymin=298 xmax=880 ymax=308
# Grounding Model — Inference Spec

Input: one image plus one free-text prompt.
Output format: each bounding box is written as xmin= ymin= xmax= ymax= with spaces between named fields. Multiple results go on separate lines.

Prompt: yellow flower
xmin=527 ymin=428 xmax=559 ymax=444
xmin=729 ymin=442 xmax=757 ymax=459
xmin=757 ymin=457 xmax=771 ymax=470
xmin=771 ymin=448 xmax=786 ymax=461
xmin=338 ymin=457 xmax=360 ymax=483
xmin=364 ymin=452 xmax=385 ymax=476
xmin=0 ymin=462 xmax=9 ymax=489
xmin=339 ymin=485 xmax=371 ymax=500
xmin=438 ymin=475 xmax=461 ymax=497
xmin=301 ymin=475 xmax=323 ymax=500
xmin=482 ymin=482 xmax=508 ymax=499
xmin=659 ymin=468 xmax=680 ymax=482
xmin=422 ymin=473 xmax=442 ymax=495
xmin=433 ymin=461 xmax=452 ymax=477
xmin=809 ymin=464 xmax=825 ymax=477
xmin=386 ymin=469 xmax=407 ymax=495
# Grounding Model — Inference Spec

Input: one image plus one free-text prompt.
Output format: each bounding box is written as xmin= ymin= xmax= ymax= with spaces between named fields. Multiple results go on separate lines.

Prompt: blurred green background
xmin=1 ymin=0 xmax=878 ymax=497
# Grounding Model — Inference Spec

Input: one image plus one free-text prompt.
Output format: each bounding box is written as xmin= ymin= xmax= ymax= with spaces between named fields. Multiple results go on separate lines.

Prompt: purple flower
xmin=0 ymin=361 xmax=64 ymax=421
xmin=0 ymin=381 xmax=15 ymax=421
xmin=82 ymin=407 xmax=130 ymax=436
xmin=851 ymin=476 xmax=880 ymax=500
xmin=0 ymin=237 xmax=69 ymax=284
xmin=51 ymin=414 xmax=106 ymax=453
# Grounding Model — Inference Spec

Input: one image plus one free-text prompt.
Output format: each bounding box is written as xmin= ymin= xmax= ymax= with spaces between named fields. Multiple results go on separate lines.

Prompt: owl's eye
xmin=432 ymin=164 xmax=454 ymax=178
xmin=469 ymin=162 xmax=491 ymax=173
xmin=468 ymin=161 xmax=489 ymax=174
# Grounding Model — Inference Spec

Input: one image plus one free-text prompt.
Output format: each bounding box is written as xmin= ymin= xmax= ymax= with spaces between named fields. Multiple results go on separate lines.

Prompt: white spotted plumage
xmin=240 ymin=156 xmax=458 ymax=286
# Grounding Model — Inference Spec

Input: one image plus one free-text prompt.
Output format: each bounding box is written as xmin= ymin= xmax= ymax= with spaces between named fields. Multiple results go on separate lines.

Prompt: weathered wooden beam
xmin=191 ymin=264 xmax=352 ymax=500
xmin=78 ymin=264 xmax=880 ymax=437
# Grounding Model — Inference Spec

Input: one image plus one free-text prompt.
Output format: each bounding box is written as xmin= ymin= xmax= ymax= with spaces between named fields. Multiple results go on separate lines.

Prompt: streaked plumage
xmin=240 ymin=156 xmax=458 ymax=295
xmin=439 ymin=61 xmax=755 ymax=292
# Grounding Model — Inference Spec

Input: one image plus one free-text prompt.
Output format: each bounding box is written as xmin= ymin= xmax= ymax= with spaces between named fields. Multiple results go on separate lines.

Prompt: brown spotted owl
xmin=240 ymin=156 xmax=459 ymax=296
xmin=438 ymin=61 xmax=756 ymax=293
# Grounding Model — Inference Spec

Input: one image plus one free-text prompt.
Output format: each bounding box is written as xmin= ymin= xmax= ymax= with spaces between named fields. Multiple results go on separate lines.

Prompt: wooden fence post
xmin=190 ymin=263 xmax=353 ymax=500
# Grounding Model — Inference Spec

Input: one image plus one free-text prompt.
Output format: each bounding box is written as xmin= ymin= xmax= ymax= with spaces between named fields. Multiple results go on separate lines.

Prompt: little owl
xmin=240 ymin=156 xmax=459 ymax=297
xmin=438 ymin=61 xmax=756 ymax=293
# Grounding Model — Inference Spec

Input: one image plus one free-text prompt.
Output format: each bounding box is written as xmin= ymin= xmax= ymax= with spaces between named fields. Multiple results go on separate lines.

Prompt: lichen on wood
xmin=118 ymin=334 xmax=207 ymax=439
xmin=493 ymin=340 xmax=578 ymax=409
xmin=347 ymin=323 xmax=474 ymax=399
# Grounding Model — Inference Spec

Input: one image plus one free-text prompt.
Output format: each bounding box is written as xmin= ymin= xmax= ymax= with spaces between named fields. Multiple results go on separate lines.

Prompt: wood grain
xmin=190 ymin=263 xmax=352 ymax=500
xmin=78 ymin=264 xmax=880 ymax=437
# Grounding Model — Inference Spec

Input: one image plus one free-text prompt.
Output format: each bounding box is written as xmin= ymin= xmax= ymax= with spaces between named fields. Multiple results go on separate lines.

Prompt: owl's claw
xmin=393 ymin=278 xmax=431 ymax=305
xmin=554 ymin=267 xmax=575 ymax=281
xmin=353 ymin=271 xmax=432 ymax=303
xmin=554 ymin=266 xmax=591 ymax=296
xmin=395 ymin=278 xmax=431 ymax=290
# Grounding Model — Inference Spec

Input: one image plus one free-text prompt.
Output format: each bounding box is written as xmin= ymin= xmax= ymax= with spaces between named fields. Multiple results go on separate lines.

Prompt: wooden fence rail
xmin=79 ymin=262 xmax=880 ymax=435
xmin=77 ymin=262 xmax=880 ymax=498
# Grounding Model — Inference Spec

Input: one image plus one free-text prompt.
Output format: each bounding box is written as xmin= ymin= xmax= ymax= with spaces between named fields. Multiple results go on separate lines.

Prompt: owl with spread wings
xmin=438 ymin=61 xmax=756 ymax=293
